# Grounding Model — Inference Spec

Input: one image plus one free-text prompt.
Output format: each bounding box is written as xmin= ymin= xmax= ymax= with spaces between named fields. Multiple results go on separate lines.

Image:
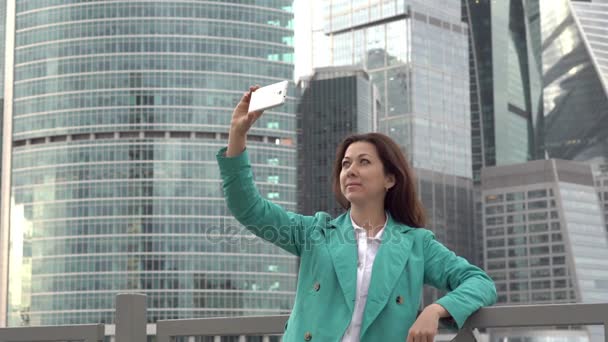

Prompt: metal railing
xmin=0 ymin=324 xmax=104 ymax=342
xmin=0 ymin=294 xmax=606 ymax=342
xmin=452 ymin=303 xmax=608 ymax=342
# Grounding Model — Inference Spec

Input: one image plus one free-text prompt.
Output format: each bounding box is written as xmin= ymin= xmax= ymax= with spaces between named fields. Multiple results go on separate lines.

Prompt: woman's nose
xmin=346 ymin=165 xmax=358 ymax=176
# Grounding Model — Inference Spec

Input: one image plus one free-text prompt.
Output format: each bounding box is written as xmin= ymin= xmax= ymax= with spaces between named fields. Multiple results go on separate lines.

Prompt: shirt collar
xmin=350 ymin=211 xmax=388 ymax=241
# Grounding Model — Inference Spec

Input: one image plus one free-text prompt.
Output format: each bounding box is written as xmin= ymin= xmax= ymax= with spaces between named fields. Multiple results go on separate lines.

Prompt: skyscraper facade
xmin=316 ymin=0 xmax=475 ymax=304
xmin=540 ymin=0 xmax=608 ymax=262
xmin=296 ymin=66 xmax=376 ymax=217
xmin=1 ymin=0 xmax=297 ymax=327
xmin=595 ymin=164 xmax=608 ymax=233
xmin=540 ymin=0 xmax=608 ymax=164
xmin=482 ymin=159 xmax=608 ymax=342
xmin=463 ymin=0 xmax=545 ymax=268
xmin=463 ymin=0 xmax=544 ymax=183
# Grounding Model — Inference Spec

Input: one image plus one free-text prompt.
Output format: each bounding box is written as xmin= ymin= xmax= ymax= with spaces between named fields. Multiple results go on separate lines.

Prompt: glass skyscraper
xmin=463 ymin=0 xmax=544 ymax=267
xmin=1 ymin=0 xmax=297 ymax=327
xmin=297 ymin=66 xmax=376 ymax=217
xmin=463 ymin=0 xmax=544 ymax=183
xmin=482 ymin=159 xmax=608 ymax=342
xmin=540 ymin=0 xmax=608 ymax=164
xmin=540 ymin=0 xmax=608 ymax=251
xmin=315 ymin=0 xmax=475 ymax=305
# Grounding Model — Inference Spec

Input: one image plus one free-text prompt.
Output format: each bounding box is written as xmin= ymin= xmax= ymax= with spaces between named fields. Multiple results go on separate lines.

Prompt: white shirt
xmin=341 ymin=213 xmax=387 ymax=342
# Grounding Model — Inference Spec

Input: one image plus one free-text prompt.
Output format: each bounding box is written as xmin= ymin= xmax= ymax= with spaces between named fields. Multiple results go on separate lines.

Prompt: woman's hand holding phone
xmin=226 ymin=85 xmax=263 ymax=157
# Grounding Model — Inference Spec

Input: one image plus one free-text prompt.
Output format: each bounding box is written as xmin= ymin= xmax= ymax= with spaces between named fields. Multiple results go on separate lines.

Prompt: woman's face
xmin=339 ymin=141 xmax=395 ymax=206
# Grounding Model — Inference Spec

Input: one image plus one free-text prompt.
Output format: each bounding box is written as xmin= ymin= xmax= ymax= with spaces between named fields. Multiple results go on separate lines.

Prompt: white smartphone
xmin=248 ymin=80 xmax=289 ymax=113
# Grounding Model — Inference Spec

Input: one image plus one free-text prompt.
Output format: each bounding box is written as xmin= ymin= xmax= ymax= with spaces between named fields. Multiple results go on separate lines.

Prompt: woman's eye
xmin=361 ymin=159 xmax=370 ymax=165
xmin=342 ymin=161 xmax=350 ymax=167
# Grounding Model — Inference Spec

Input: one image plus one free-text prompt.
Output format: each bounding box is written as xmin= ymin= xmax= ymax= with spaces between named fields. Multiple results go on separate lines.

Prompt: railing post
xmin=604 ymin=320 xmax=607 ymax=342
xmin=450 ymin=322 xmax=477 ymax=342
xmin=115 ymin=293 xmax=147 ymax=342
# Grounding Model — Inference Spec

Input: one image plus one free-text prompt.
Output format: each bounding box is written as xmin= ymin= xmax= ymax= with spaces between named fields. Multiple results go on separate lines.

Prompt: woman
xmin=216 ymin=86 xmax=497 ymax=341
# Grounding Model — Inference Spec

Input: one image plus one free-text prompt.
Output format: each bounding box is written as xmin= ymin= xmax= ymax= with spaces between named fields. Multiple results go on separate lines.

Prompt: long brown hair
xmin=331 ymin=133 xmax=427 ymax=228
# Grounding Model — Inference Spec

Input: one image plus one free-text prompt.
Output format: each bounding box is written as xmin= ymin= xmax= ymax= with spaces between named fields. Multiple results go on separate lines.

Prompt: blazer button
xmin=304 ymin=331 xmax=313 ymax=340
xmin=313 ymin=282 xmax=320 ymax=291
xmin=396 ymin=295 xmax=404 ymax=304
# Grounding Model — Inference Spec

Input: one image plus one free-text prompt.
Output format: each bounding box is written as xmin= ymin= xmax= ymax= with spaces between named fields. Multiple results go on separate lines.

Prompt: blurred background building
xmin=595 ymin=164 xmax=608 ymax=233
xmin=482 ymin=159 xmax=608 ymax=341
xmin=462 ymin=0 xmax=544 ymax=269
xmin=0 ymin=0 xmax=298 ymax=327
xmin=296 ymin=66 xmax=376 ymax=217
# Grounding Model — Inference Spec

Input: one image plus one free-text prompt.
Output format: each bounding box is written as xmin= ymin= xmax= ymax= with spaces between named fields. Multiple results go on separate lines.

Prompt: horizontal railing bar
xmin=0 ymin=324 xmax=105 ymax=342
xmin=465 ymin=303 xmax=608 ymax=328
xmin=156 ymin=315 xmax=289 ymax=336
xmin=155 ymin=303 xmax=608 ymax=339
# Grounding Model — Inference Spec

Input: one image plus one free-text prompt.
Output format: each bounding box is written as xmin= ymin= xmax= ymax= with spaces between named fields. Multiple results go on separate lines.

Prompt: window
xmin=506 ymin=192 xmax=525 ymax=201
xmin=487 ymin=260 xmax=506 ymax=270
xmin=507 ymin=203 xmax=525 ymax=212
xmin=530 ymin=257 xmax=550 ymax=266
xmin=487 ymin=238 xmax=505 ymax=248
xmin=509 ymin=270 xmax=528 ymax=280
xmin=528 ymin=189 xmax=547 ymax=199
xmin=509 ymin=282 xmax=528 ymax=291
xmin=528 ymin=212 xmax=547 ymax=221
xmin=528 ymin=200 xmax=547 ymax=210
xmin=508 ymin=237 xmax=527 ymax=246
xmin=530 ymin=246 xmax=549 ymax=255
xmin=507 ymin=225 xmax=526 ymax=234
xmin=531 ymin=280 xmax=551 ymax=289
xmin=488 ymin=250 xmax=505 ymax=258
xmin=486 ymin=205 xmax=504 ymax=215
xmin=508 ymin=247 xmax=527 ymax=257
xmin=531 ymin=268 xmax=550 ymax=277
xmin=486 ymin=217 xmax=504 ymax=226
xmin=552 ymin=256 xmax=566 ymax=265
xmin=532 ymin=292 xmax=551 ymax=301
xmin=554 ymin=279 xmax=567 ymax=288
xmin=507 ymin=214 xmax=525 ymax=223
xmin=530 ymin=234 xmax=549 ymax=244
xmin=485 ymin=194 xmax=504 ymax=204
xmin=509 ymin=259 xmax=528 ymax=268
xmin=487 ymin=227 xmax=504 ymax=237
xmin=529 ymin=223 xmax=548 ymax=233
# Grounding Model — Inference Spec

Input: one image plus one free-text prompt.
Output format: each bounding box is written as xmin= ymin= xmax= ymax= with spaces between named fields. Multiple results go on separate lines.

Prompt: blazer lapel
xmin=360 ymin=214 xmax=414 ymax=337
xmin=325 ymin=212 xmax=357 ymax=312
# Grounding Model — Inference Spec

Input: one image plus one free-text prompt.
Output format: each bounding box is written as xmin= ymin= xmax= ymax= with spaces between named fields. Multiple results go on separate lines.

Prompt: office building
xmin=540 ymin=0 xmax=608 ymax=165
xmin=297 ymin=66 xmax=376 ymax=217
xmin=482 ymin=159 xmax=608 ymax=342
xmin=462 ymin=0 xmax=545 ymax=267
xmin=1 ymin=0 xmax=297 ymax=326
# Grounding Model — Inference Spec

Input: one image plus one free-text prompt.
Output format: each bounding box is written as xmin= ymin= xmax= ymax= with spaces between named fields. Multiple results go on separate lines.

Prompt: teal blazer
xmin=217 ymin=147 xmax=497 ymax=341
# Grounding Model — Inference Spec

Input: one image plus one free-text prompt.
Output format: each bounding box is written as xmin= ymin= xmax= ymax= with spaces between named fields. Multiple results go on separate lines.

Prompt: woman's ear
xmin=385 ymin=174 xmax=396 ymax=190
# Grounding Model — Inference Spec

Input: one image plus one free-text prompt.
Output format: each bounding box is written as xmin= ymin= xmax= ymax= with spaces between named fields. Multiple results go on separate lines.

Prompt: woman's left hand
xmin=406 ymin=304 xmax=446 ymax=342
